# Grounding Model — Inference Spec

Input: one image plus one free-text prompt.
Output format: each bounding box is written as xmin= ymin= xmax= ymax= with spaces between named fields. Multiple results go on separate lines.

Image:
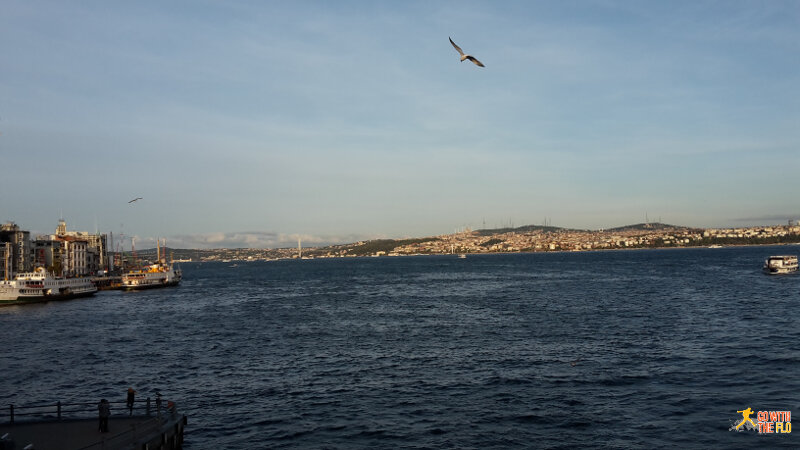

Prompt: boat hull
xmin=763 ymin=267 xmax=798 ymax=275
xmin=0 ymin=273 xmax=97 ymax=305
xmin=0 ymin=289 xmax=98 ymax=305
xmin=121 ymin=279 xmax=181 ymax=291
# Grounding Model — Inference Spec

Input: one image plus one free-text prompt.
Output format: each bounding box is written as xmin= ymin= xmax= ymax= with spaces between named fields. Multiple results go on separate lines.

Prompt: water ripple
xmin=1 ymin=247 xmax=799 ymax=448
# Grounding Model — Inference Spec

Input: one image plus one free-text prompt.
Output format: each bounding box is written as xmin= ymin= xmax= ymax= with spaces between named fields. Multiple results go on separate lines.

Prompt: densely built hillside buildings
xmin=1 ymin=220 xmax=109 ymax=278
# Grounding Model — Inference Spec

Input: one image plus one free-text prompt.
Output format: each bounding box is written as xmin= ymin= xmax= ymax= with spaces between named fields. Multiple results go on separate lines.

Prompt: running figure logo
xmin=730 ymin=407 xmax=791 ymax=433
xmin=736 ymin=407 xmax=757 ymax=430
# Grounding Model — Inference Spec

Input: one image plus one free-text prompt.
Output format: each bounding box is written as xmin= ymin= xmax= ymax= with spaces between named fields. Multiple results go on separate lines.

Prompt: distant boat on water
xmin=763 ymin=255 xmax=798 ymax=275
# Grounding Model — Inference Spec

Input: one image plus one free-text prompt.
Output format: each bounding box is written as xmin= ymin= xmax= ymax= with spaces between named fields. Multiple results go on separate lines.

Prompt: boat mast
xmin=108 ymin=231 xmax=113 ymax=272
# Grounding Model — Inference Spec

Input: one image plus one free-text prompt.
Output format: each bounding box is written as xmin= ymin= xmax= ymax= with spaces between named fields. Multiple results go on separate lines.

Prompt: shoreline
xmin=182 ymin=240 xmax=800 ymax=263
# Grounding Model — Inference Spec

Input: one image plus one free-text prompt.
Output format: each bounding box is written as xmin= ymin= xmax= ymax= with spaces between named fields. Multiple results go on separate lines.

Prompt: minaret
xmin=298 ymin=238 xmax=302 ymax=259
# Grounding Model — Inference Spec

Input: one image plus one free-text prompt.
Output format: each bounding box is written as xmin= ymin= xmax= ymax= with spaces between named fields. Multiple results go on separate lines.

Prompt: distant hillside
xmin=476 ymin=222 xmax=700 ymax=235
xmin=475 ymin=224 xmax=569 ymax=236
xmin=121 ymin=221 xmax=799 ymax=260
xmin=345 ymin=237 xmax=440 ymax=256
xmin=604 ymin=222 xmax=695 ymax=232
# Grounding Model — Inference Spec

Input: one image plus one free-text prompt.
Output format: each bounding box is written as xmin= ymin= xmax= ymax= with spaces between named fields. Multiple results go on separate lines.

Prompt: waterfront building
xmin=1 ymin=242 xmax=12 ymax=280
xmin=0 ymin=222 xmax=32 ymax=278
xmin=61 ymin=237 xmax=90 ymax=277
xmin=33 ymin=219 xmax=109 ymax=276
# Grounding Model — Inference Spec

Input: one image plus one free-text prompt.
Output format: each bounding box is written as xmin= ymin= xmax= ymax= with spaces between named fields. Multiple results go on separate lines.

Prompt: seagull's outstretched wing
xmin=466 ymin=55 xmax=485 ymax=67
xmin=449 ymin=37 xmax=465 ymax=56
xmin=128 ymin=197 xmax=142 ymax=203
xmin=449 ymin=37 xmax=485 ymax=67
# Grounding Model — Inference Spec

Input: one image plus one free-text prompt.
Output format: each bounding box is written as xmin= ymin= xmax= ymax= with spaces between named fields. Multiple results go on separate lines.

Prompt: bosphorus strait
xmin=1 ymin=246 xmax=797 ymax=448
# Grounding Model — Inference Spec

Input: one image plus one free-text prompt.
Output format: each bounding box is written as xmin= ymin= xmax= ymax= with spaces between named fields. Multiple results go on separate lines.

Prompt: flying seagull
xmin=128 ymin=197 xmax=142 ymax=203
xmin=449 ymin=37 xmax=485 ymax=67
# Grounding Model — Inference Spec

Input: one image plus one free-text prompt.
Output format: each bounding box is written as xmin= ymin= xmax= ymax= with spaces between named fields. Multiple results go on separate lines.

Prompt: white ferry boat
xmin=763 ymin=255 xmax=798 ymax=275
xmin=121 ymin=241 xmax=182 ymax=290
xmin=0 ymin=267 xmax=98 ymax=305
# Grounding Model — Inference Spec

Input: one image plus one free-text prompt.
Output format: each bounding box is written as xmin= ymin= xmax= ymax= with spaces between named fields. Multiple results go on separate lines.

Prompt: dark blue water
xmin=1 ymin=246 xmax=798 ymax=448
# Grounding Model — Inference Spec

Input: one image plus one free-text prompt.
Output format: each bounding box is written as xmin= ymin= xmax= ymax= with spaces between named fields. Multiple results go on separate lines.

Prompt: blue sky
xmin=1 ymin=1 xmax=798 ymax=249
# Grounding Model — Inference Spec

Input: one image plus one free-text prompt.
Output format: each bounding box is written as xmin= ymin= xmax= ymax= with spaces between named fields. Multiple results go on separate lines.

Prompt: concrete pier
xmin=0 ymin=400 xmax=186 ymax=450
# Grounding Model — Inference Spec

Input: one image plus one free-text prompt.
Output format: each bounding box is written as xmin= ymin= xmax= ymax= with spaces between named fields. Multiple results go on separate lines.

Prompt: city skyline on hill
xmin=5 ymin=217 xmax=799 ymax=250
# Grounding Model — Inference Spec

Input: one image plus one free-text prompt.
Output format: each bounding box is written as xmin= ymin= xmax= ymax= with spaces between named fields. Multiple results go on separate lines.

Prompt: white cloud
xmin=156 ymin=231 xmax=385 ymax=249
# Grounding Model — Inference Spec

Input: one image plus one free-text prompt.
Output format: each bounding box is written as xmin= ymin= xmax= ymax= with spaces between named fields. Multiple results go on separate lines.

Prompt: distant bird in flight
xmin=128 ymin=197 xmax=142 ymax=204
xmin=449 ymin=37 xmax=485 ymax=67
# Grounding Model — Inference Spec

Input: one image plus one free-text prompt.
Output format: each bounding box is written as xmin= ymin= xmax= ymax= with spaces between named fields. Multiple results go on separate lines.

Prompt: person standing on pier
xmin=98 ymin=399 xmax=111 ymax=432
xmin=155 ymin=392 xmax=163 ymax=419
xmin=126 ymin=387 xmax=136 ymax=415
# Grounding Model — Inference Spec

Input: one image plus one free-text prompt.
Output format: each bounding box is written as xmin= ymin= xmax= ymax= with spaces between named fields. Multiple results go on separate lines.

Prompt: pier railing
xmin=2 ymin=398 xmax=160 ymax=424
xmin=1 ymin=398 xmax=186 ymax=450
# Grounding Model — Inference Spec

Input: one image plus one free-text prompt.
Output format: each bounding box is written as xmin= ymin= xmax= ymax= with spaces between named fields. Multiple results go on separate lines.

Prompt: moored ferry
xmin=121 ymin=240 xmax=182 ymax=290
xmin=0 ymin=267 xmax=98 ymax=305
xmin=762 ymin=255 xmax=798 ymax=275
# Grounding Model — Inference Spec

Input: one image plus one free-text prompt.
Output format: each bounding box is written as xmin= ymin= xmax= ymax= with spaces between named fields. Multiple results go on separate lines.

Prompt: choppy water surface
xmin=1 ymin=246 xmax=798 ymax=448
